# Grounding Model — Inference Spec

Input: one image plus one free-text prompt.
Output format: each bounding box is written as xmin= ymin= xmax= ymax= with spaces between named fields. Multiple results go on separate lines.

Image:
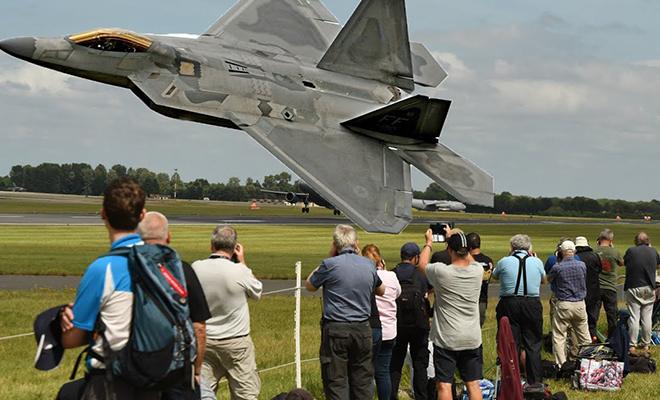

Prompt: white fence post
xmin=295 ymin=261 xmax=302 ymax=388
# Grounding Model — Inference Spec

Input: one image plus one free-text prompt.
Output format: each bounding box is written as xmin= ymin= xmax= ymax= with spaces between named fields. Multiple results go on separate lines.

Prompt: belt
xmin=501 ymin=295 xmax=539 ymax=298
xmin=213 ymin=333 xmax=249 ymax=341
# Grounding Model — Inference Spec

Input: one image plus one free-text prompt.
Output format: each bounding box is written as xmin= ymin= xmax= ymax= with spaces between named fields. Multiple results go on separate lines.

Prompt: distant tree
xmin=156 ymin=173 xmax=171 ymax=195
xmin=423 ymin=183 xmax=452 ymax=200
xmin=92 ymin=164 xmax=107 ymax=195
xmin=142 ymin=175 xmax=160 ymax=196
xmin=81 ymin=167 xmax=94 ymax=196
xmin=9 ymin=165 xmax=25 ymax=187
xmin=111 ymin=164 xmax=127 ymax=178
xmin=106 ymin=168 xmax=119 ymax=185
xmin=0 ymin=176 xmax=10 ymax=189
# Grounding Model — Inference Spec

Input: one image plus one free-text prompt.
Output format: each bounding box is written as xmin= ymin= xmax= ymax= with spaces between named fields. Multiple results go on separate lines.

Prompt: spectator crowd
xmin=49 ymin=178 xmax=660 ymax=400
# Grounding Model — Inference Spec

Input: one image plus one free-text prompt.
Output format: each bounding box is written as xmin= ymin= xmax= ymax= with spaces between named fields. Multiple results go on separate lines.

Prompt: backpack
xmin=72 ymin=244 xmax=196 ymax=393
xmin=395 ymin=266 xmax=429 ymax=331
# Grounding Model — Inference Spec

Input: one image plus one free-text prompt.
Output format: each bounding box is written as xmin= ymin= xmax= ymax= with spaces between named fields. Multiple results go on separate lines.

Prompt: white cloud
xmin=0 ymin=63 xmax=79 ymax=97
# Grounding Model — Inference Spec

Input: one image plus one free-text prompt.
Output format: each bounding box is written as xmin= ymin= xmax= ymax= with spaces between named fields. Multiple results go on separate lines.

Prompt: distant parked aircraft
xmin=4 ymin=186 xmax=27 ymax=192
xmin=411 ymin=198 xmax=465 ymax=212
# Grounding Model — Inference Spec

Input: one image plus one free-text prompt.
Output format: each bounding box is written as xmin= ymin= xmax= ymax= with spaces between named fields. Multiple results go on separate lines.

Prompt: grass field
xmin=1 ymin=290 xmax=659 ymax=400
xmin=1 ymin=224 xmax=659 ymax=278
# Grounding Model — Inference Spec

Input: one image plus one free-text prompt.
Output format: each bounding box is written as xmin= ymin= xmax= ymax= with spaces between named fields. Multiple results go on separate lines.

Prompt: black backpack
xmin=394 ymin=266 xmax=429 ymax=331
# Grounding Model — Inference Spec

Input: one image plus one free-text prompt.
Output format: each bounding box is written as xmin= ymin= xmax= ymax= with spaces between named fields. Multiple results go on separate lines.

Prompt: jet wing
xmin=260 ymin=189 xmax=309 ymax=197
xmin=201 ymin=0 xmax=341 ymax=63
xmin=234 ymin=117 xmax=413 ymax=234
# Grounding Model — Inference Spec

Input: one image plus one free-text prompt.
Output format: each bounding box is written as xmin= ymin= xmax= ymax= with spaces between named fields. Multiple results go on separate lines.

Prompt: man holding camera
xmin=418 ymin=227 xmax=484 ymax=400
xmin=192 ymin=225 xmax=263 ymax=399
xmin=306 ymin=224 xmax=385 ymax=400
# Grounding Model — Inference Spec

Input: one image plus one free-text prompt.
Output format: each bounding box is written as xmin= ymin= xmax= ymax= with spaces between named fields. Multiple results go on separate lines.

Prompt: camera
xmin=430 ymin=222 xmax=454 ymax=243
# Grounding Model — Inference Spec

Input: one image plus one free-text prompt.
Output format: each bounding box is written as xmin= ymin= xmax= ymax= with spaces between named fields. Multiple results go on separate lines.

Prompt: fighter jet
xmin=261 ymin=180 xmax=341 ymax=215
xmin=0 ymin=0 xmax=493 ymax=234
xmin=411 ymin=198 xmax=466 ymax=212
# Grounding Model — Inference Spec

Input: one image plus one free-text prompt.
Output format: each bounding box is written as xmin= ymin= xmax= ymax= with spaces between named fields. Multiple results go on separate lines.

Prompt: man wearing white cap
xmin=547 ymin=240 xmax=592 ymax=366
xmin=574 ymin=236 xmax=602 ymax=339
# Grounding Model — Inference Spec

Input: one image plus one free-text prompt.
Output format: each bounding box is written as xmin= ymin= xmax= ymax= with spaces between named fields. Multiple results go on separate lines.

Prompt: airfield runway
xmin=1 ymin=213 xmax=655 ymax=226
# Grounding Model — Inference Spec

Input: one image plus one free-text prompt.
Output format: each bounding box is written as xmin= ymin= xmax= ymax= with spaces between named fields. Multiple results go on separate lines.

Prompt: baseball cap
xmin=574 ymin=236 xmax=589 ymax=247
xmin=400 ymin=242 xmax=421 ymax=259
xmin=447 ymin=232 xmax=470 ymax=255
xmin=33 ymin=305 xmax=65 ymax=371
xmin=560 ymin=240 xmax=576 ymax=253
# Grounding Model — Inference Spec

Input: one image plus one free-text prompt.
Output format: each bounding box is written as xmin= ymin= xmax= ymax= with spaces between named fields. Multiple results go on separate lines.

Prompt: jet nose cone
xmin=0 ymin=37 xmax=37 ymax=60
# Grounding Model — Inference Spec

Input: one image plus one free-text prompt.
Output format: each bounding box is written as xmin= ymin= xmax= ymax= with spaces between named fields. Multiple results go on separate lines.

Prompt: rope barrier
xmin=262 ymin=287 xmax=302 ymax=296
xmin=0 ymin=332 xmax=32 ymax=341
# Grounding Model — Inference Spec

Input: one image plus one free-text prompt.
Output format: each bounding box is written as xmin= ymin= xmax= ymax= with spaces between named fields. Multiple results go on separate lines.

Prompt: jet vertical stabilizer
xmin=317 ymin=0 xmax=414 ymax=90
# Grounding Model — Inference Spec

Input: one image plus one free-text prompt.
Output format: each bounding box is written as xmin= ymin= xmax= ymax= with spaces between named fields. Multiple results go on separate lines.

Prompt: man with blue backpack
xmin=60 ymin=177 xmax=196 ymax=400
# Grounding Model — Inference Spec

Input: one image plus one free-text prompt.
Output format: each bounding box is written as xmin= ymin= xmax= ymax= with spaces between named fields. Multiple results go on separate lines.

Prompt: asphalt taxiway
xmin=1 ymin=213 xmax=655 ymax=226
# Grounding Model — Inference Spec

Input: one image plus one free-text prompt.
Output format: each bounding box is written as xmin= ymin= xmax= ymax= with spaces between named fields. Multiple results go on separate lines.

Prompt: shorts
xmin=433 ymin=345 xmax=483 ymax=383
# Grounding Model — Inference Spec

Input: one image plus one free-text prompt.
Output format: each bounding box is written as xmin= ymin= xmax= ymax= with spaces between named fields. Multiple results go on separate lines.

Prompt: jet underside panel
xmin=395 ymin=144 xmax=494 ymax=207
xmin=236 ymin=117 xmax=413 ymax=233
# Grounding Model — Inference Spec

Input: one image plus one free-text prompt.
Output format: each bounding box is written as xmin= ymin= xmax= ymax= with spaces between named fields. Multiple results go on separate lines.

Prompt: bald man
xmin=138 ymin=212 xmax=213 ymax=399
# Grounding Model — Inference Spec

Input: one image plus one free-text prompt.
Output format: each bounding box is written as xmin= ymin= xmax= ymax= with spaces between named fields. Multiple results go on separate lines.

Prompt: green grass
xmin=2 ymin=224 xmax=659 ymax=278
xmin=2 ymin=290 xmax=659 ymax=400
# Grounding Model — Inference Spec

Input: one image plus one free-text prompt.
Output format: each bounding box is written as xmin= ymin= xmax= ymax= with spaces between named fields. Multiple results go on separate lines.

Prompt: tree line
xmin=1 ymin=163 xmax=658 ymax=219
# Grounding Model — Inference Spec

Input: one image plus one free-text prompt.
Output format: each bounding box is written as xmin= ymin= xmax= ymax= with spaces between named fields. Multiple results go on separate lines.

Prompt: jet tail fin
xmin=317 ymin=0 xmax=414 ymax=90
xmin=394 ymin=144 xmax=494 ymax=207
xmin=341 ymin=95 xmax=451 ymax=144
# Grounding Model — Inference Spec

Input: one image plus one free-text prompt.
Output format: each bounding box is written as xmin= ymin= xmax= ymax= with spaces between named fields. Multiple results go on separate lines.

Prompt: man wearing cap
xmin=593 ymin=228 xmax=624 ymax=339
xmin=306 ymin=225 xmax=385 ymax=400
xmin=467 ymin=232 xmax=494 ymax=327
xmin=547 ymin=240 xmax=591 ymax=366
xmin=418 ymin=228 xmax=484 ymax=400
xmin=574 ymin=236 xmax=602 ymax=339
xmin=492 ymin=234 xmax=545 ymax=386
xmin=389 ymin=242 xmax=432 ymax=400
xmin=623 ymin=232 xmax=660 ymax=351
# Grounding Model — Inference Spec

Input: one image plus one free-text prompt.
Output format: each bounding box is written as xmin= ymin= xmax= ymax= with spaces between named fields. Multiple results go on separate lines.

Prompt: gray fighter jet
xmin=0 ymin=0 xmax=493 ymax=234
xmin=261 ymin=180 xmax=341 ymax=215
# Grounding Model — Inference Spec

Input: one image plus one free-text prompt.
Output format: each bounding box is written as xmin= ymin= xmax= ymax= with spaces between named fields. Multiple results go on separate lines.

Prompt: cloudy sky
xmin=1 ymin=0 xmax=658 ymax=201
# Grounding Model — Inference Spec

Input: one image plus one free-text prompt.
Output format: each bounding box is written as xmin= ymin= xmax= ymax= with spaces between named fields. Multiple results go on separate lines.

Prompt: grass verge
xmin=1 ymin=290 xmax=659 ymax=399
xmin=1 ymin=224 xmax=659 ymax=278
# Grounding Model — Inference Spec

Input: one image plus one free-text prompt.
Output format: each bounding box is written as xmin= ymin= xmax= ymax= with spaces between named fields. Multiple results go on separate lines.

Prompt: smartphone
xmin=430 ymin=222 xmax=454 ymax=243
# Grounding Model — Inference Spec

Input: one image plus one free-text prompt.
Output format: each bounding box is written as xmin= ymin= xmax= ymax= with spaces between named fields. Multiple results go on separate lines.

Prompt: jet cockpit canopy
xmin=69 ymin=28 xmax=153 ymax=52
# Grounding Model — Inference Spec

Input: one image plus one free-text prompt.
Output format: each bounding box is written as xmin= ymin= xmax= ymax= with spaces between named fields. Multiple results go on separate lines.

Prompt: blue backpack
xmin=72 ymin=244 xmax=197 ymax=392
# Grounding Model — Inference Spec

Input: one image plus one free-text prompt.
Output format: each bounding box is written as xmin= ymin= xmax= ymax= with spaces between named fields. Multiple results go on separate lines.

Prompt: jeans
xmin=373 ymin=333 xmax=396 ymax=400
xmin=390 ymin=328 xmax=429 ymax=400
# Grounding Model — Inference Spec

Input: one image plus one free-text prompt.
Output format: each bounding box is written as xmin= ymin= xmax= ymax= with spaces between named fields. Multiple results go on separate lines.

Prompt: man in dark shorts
xmin=306 ymin=225 xmax=384 ymax=400
xmin=467 ymin=232 xmax=493 ymax=327
xmin=418 ymin=227 xmax=484 ymax=400
xmin=138 ymin=211 xmax=213 ymax=399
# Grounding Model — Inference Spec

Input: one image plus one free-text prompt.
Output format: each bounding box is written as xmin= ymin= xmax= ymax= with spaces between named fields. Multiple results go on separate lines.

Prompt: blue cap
xmin=34 ymin=305 xmax=66 ymax=371
xmin=400 ymin=242 xmax=421 ymax=259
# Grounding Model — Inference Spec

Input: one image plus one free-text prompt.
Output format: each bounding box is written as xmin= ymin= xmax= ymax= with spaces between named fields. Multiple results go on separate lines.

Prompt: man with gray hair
xmin=492 ymin=234 xmax=546 ymax=386
xmin=192 ymin=225 xmax=263 ymax=399
xmin=593 ymin=228 xmax=623 ymax=338
xmin=623 ymin=232 xmax=660 ymax=351
xmin=306 ymin=224 xmax=385 ymax=400
xmin=138 ymin=212 xmax=215 ymax=400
